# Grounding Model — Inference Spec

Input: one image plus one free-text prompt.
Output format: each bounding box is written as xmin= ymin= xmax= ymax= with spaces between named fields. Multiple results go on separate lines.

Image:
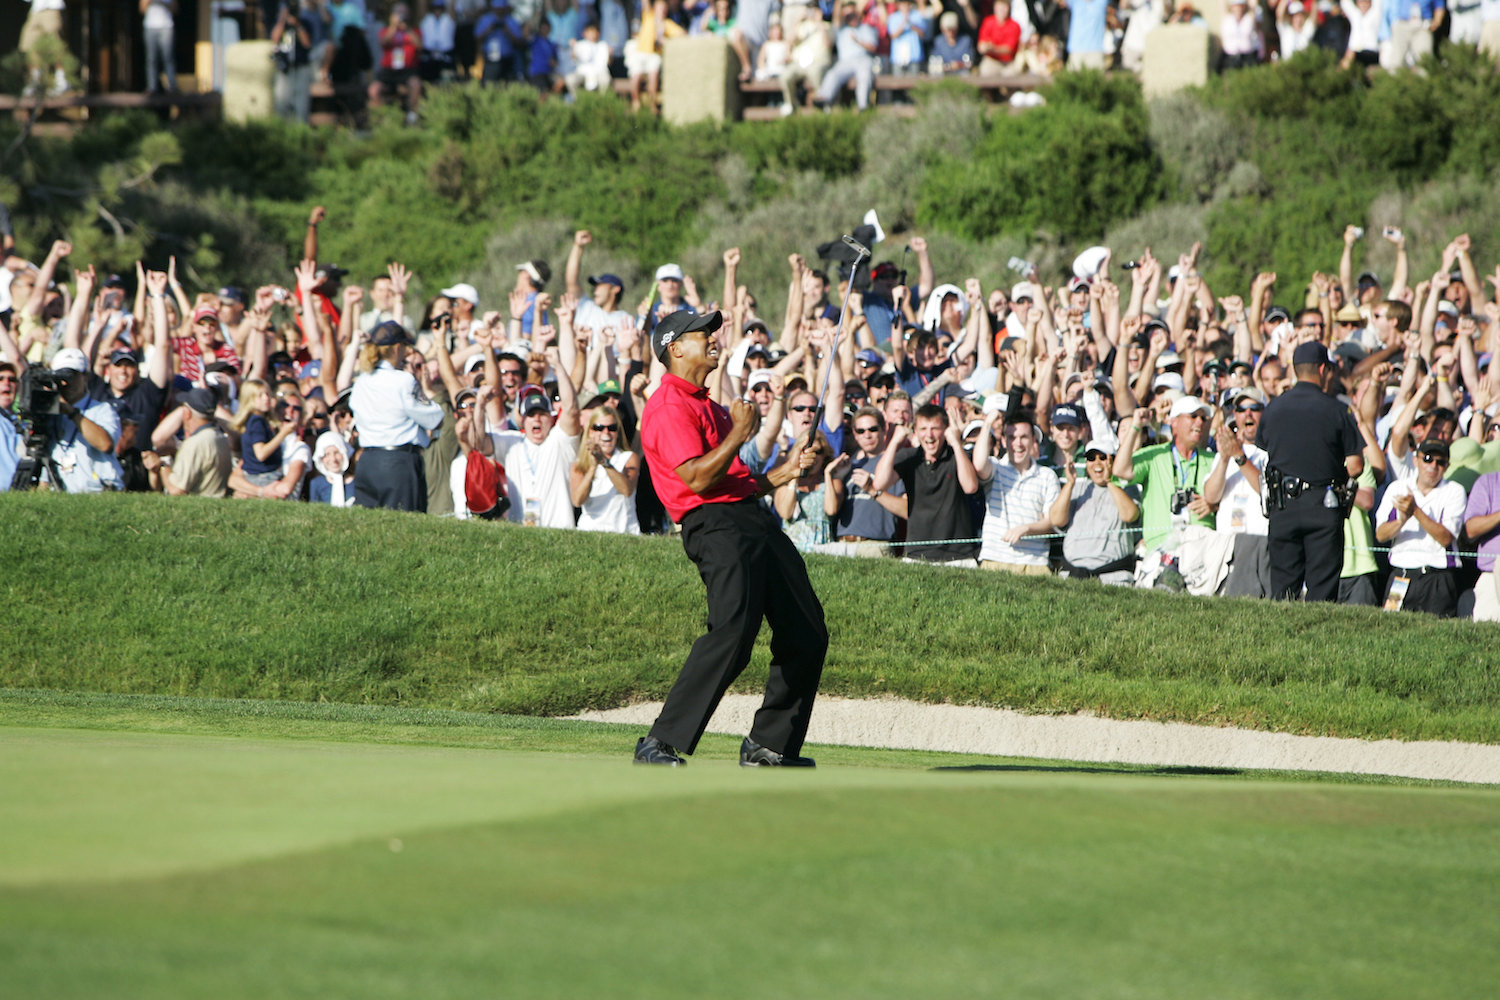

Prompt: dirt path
xmin=573 ymin=695 xmax=1500 ymax=784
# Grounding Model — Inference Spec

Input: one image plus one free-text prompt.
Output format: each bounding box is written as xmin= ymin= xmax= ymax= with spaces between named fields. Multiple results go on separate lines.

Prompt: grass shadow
xmin=933 ymin=763 xmax=1244 ymax=777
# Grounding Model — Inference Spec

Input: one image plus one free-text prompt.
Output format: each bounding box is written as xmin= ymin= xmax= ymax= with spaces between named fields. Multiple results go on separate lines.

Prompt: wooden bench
xmin=739 ymin=71 xmax=1048 ymax=119
xmin=0 ymin=90 xmax=223 ymax=125
xmin=607 ymin=70 xmax=1046 ymax=119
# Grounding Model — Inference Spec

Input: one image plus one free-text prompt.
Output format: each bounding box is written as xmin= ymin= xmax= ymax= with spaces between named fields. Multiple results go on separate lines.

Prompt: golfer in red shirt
xmin=635 ymin=309 xmax=828 ymax=767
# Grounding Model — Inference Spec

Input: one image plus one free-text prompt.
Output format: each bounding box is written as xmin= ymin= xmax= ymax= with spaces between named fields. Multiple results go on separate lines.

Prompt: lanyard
xmin=1170 ymin=447 xmax=1199 ymax=492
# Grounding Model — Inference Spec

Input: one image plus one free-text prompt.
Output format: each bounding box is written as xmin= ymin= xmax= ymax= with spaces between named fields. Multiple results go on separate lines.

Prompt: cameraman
xmin=39 ymin=348 xmax=125 ymax=492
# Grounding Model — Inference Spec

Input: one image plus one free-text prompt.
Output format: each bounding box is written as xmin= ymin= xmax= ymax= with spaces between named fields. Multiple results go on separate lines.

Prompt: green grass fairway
xmin=3 ymin=700 xmax=1498 ymax=999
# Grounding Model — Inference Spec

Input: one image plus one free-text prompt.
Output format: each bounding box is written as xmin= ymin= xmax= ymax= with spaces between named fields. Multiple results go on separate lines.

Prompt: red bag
xmin=464 ymin=450 xmax=511 ymax=520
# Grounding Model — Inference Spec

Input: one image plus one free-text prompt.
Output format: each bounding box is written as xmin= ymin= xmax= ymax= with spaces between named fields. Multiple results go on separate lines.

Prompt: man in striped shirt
xmin=972 ymin=412 xmax=1060 ymax=575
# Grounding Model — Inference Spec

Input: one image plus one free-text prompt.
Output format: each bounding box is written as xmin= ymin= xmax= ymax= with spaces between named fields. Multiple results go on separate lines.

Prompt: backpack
xmin=464 ymin=450 xmax=511 ymax=521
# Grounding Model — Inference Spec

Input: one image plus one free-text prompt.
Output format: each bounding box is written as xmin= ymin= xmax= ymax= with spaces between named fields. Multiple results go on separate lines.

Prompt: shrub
xmin=918 ymin=71 xmax=1165 ymax=243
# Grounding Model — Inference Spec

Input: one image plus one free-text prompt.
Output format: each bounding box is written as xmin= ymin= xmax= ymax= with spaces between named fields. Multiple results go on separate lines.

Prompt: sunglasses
xmin=499 ymin=369 xmax=525 ymax=378
xmin=1085 ymin=451 xmax=1109 ymax=461
xmin=854 ymin=425 xmax=881 ymax=433
xmin=1420 ymin=454 xmax=1449 ymax=467
xmin=456 ymin=402 xmax=476 ymax=412
xmin=1235 ymin=403 xmax=1264 ymax=413
xmin=591 ymin=424 xmax=618 ymax=432
xmin=750 ymin=384 xmax=773 ymax=393
xmin=0 ymin=375 xmax=17 ymax=384
xmin=789 ymin=404 xmax=817 ymax=413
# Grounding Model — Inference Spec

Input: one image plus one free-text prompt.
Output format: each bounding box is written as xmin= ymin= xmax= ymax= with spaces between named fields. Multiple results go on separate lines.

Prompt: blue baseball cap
xmin=588 ymin=273 xmax=624 ymax=290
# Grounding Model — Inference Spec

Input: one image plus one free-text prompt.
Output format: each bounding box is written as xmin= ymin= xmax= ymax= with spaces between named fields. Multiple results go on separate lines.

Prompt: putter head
xmin=841 ymin=234 xmax=871 ymax=259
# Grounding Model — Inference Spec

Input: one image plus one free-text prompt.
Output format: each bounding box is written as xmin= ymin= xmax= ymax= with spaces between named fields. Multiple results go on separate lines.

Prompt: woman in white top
xmin=569 ymin=403 xmax=640 ymax=533
xmin=1341 ymin=0 xmax=1383 ymax=67
xmin=1274 ymin=0 xmax=1317 ymax=59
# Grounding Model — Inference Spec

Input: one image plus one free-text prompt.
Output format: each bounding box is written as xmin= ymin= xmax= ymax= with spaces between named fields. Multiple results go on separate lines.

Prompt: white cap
xmin=1436 ymin=300 xmax=1459 ymax=318
xmin=1168 ymin=395 xmax=1212 ymax=420
xmin=959 ymin=365 xmax=999 ymax=397
xmin=463 ymin=354 xmax=487 ymax=374
xmin=1010 ymin=281 xmax=1035 ymax=301
xmin=962 ymin=419 xmax=985 ymax=440
xmin=1287 ymin=0 xmax=1305 ymax=12
xmin=1152 ymin=371 xmax=1186 ymax=393
xmin=441 ymin=283 xmax=480 ymax=307
xmin=1072 ymin=245 xmax=1110 ymax=281
xmin=655 ymin=263 xmax=685 ymax=282
xmin=746 ymin=369 xmax=774 ymax=390
xmin=981 ymin=392 xmax=1009 ymax=416
xmin=1156 ymin=350 xmax=1183 ymax=369
xmin=1083 ymin=439 xmax=1114 ymax=455
xmin=51 ymin=348 xmax=90 ymax=373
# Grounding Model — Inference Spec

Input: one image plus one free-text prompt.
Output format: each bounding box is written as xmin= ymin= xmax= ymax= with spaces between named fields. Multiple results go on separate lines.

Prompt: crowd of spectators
xmin=64 ymin=0 xmax=1488 ymax=122
xmin=4 ymin=205 xmax=1500 ymax=620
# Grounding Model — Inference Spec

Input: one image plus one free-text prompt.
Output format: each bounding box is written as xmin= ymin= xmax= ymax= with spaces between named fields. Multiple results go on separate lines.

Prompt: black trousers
xmin=1386 ymin=567 xmax=1459 ymax=617
xmin=650 ymin=500 xmax=828 ymax=756
xmin=1268 ymin=492 xmax=1343 ymax=602
xmin=353 ymin=447 xmax=427 ymax=512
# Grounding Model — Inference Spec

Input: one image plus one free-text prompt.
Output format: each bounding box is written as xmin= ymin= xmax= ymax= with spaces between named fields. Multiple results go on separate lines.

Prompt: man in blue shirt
xmin=0 ymin=361 xmax=22 ymax=490
xmin=1063 ymin=0 xmax=1110 ymax=69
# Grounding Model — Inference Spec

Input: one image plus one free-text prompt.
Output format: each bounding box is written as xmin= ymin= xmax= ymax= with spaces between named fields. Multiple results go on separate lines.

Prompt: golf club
xmin=807 ymin=235 xmax=871 ymax=448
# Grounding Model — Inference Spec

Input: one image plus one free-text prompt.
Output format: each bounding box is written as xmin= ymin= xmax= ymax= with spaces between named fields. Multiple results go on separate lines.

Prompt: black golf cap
xmin=371 ymin=320 xmax=413 ymax=347
xmin=652 ymin=309 xmax=722 ymax=362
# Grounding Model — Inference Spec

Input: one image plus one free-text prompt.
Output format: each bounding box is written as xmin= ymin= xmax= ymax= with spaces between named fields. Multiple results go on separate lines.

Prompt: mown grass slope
xmin=3 ymin=492 xmax=1498 ymax=742
xmin=2 ymin=709 xmax=1497 ymax=999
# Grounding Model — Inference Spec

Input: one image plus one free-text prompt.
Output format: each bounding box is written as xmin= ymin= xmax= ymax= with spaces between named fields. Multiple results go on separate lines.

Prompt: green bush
xmin=917 ymin=71 xmax=1165 ymax=244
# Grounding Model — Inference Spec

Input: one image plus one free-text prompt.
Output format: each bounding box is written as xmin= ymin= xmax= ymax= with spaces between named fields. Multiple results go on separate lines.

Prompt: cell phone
xmin=1122 ymin=260 xmax=1140 ymax=270
xmin=1350 ymin=226 xmax=1364 ymax=240
xmin=1383 ymin=226 xmax=1402 ymax=240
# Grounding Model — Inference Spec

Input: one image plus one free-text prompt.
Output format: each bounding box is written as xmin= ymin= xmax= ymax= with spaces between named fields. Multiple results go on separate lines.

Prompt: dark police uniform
xmin=1255 ymin=380 xmax=1361 ymax=601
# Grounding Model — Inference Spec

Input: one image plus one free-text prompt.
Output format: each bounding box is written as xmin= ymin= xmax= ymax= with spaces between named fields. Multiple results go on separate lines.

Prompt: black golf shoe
xmin=739 ymin=736 xmax=816 ymax=768
xmin=634 ymin=736 xmax=686 ymax=766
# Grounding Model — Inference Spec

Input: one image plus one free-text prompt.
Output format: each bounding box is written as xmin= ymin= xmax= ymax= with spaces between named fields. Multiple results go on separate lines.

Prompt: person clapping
xmin=570 ymin=403 xmax=640 ymax=533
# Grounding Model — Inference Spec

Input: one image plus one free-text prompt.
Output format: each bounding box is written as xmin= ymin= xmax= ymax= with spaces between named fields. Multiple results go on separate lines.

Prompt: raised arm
xmin=1387 ymin=227 xmax=1409 ymax=300
xmin=872 ymin=422 xmax=909 ymax=491
xmin=549 ymin=344 xmax=581 ymax=437
xmin=303 ymin=205 xmax=325 ymax=265
xmin=1248 ymin=271 xmax=1275 ymax=354
xmin=1452 ymin=234 xmax=1483 ymax=307
xmin=912 ymin=236 xmax=934 ymax=303
xmin=1339 ymin=224 xmax=1358 ymax=301
xmin=165 ymin=255 xmax=191 ymax=325
xmin=565 ymin=229 xmax=590 ymax=301
xmin=1112 ymin=407 xmax=1150 ymax=482
xmin=25 ymin=240 xmax=71 ymax=321
xmin=721 ymin=246 xmax=740 ymax=319
xmin=146 ymin=270 xmax=173 ymax=389
xmin=387 ymin=262 xmax=410 ymax=329
xmin=64 ymin=264 xmax=95 ymax=354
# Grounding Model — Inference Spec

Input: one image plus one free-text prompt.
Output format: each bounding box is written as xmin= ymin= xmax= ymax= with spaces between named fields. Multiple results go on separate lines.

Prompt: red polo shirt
xmin=640 ymin=372 xmax=758 ymax=522
xmin=978 ymin=15 xmax=1020 ymax=62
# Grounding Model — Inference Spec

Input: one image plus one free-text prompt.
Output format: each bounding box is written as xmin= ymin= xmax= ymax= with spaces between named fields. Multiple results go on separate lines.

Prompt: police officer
xmin=350 ymin=320 xmax=444 ymax=511
xmin=1254 ymin=341 xmax=1364 ymax=601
